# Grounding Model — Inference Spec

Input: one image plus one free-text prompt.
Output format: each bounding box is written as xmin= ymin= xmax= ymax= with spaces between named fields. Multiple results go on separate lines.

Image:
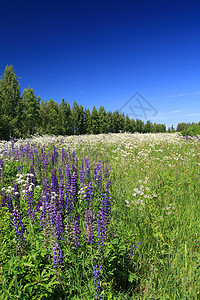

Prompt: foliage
xmin=0 ymin=65 xmax=170 ymax=140
xmin=0 ymin=133 xmax=200 ymax=299
xmin=181 ymin=123 xmax=200 ymax=137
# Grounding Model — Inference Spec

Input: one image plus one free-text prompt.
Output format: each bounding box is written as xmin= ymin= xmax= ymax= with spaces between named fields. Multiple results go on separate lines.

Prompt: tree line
xmin=1 ymin=65 xmax=187 ymax=141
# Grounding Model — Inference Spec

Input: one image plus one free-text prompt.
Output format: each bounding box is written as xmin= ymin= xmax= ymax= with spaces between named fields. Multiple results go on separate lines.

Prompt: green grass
xmin=0 ymin=133 xmax=200 ymax=299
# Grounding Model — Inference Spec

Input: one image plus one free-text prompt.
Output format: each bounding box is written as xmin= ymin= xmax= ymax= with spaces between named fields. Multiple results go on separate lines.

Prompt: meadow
xmin=0 ymin=132 xmax=200 ymax=299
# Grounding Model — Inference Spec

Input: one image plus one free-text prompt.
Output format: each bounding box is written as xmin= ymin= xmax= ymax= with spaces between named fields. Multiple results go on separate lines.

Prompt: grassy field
xmin=0 ymin=133 xmax=200 ymax=299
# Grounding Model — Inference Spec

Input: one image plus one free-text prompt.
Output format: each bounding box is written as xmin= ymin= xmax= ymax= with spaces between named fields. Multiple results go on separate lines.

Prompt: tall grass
xmin=0 ymin=133 xmax=200 ymax=299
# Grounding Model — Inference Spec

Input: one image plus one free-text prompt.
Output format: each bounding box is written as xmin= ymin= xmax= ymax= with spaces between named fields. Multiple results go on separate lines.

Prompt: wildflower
xmin=85 ymin=158 xmax=91 ymax=184
xmin=85 ymin=209 xmax=94 ymax=243
xmin=79 ymin=159 xmax=85 ymax=184
xmin=128 ymin=242 xmax=141 ymax=259
xmin=51 ymin=168 xmax=59 ymax=194
xmin=55 ymin=211 xmax=64 ymax=240
xmin=97 ymin=212 xmax=105 ymax=253
xmin=71 ymin=171 xmax=78 ymax=201
xmin=13 ymin=208 xmax=25 ymax=254
xmin=72 ymin=213 xmax=81 ymax=250
xmin=14 ymin=184 xmax=20 ymax=208
xmin=53 ymin=242 xmax=63 ymax=269
xmin=93 ymin=264 xmax=103 ymax=300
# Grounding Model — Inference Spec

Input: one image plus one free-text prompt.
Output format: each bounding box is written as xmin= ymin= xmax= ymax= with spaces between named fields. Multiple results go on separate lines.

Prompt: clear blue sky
xmin=1 ymin=0 xmax=200 ymax=128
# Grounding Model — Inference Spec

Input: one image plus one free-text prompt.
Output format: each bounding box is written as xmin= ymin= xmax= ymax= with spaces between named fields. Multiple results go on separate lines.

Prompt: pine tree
xmin=84 ymin=108 xmax=91 ymax=134
xmin=39 ymin=100 xmax=49 ymax=134
xmin=124 ymin=115 xmax=132 ymax=132
xmin=71 ymin=100 xmax=80 ymax=135
xmin=98 ymin=106 xmax=107 ymax=133
xmin=144 ymin=120 xmax=152 ymax=133
xmin=58 ymin=99 xmax=71 ymax=135
xmin=78 ymin=105 xmax=85 ymax=134
xmin=21 ymin=86 xmax=40 ymax=136
xmin=0 ymin=65 xmax=21 ymax=139
xmin=91 ymin=106 xmax=99 ymax=134
xmin=46 ymin=99 xmax=59 ymax=135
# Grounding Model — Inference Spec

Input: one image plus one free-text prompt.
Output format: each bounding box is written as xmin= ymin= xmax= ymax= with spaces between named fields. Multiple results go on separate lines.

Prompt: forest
xmin=0 ymin=65 xmax=198 ymax=140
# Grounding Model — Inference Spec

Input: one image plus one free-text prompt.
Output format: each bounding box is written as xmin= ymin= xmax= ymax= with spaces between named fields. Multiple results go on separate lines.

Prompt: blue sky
xmin=1 ymin=0 xmax=200 ymax=128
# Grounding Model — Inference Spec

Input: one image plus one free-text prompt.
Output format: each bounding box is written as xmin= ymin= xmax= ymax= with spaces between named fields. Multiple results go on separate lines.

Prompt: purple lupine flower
xmin=58 ymin=168 xmax=65 ymax=211
xmin=51 ymin=168 xmax=59 ymax=195
xmin=17 ymin=164 xmax=22 ymax=172
xmin=1 ymin=190 xmax=6 ymax=207
xmin=93 ymin=264 xmax=103 ymax=300
xmin=71 ymin=163 xmax=77 ymax=176
xmin=14 ymin=184 xmax=20 ymax=209
xmin=29 ymin=146 xmax=34 ymax=164
xmin=65 ymin=181 xmax=73 ymax=215
xmin=84 ymin=182 xmax=94 ymax=211
xmin=85 ymin=209 xmax=94 ymax=243
xmin=15 ymin=148 xmax=19 ymax=160
xmin=55 ymin=211 xmax=64 ymax=240
xmin=42 ymin=178 xmax=51 ymax=205
xmin=47 ymin=199 xmax=57 ymax=238
xmin=12 ymin=208 xmax=25 ymax=254
xmin=30 ymin=165 xmax=38 ymax=186
xmin=53 ymin=242 xmax=63 ymax=269
xmin=66 ymin=164 xmax=71 ymax=189
xmin=39 ymin=198 xmax=52 ymax=249
xmin=52 ymin=145 xmax=58 ymax=166
xmin=6 ymin=193 xmax=13 ymax=213
xmin=72 ymin=213 xmax=81 ymax=250
xmin=96 ymin=161 xmax=102 ymax=192
xmin=39 ymin=197 xmax=46 ymax=231
xmin=97 ymin=212 xmax=105 ymax=253
xmin=72 ymin=150 xmax=75 ymax=164
xmin=128 ymin=242 xmax=141 ymax=259
xmin=71 ymin=171 xmax=78 ymax=201
xmin=84 ymin=184 xmax=91 ymax=211
xmin=26 ymin=176 xmax=37 ymax=222
xmin=85 ymin=158 xmax=91 ymax=184
xmin=65 ymin=214 xmax=73 ymax=245
xmin=52 ymin=153 xmax=54 ymax=165
xmin=58 ymin=167 xmax=64 ymax=186
xmin=58 ymin=187 xmax=65 ymax=212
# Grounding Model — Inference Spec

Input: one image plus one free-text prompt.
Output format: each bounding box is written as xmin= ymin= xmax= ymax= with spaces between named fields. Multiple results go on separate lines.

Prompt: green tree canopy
xmin=0 ymin=65 xmax=21 ymax=139
xmin=21 ymin=86 xmax=40 ymax=136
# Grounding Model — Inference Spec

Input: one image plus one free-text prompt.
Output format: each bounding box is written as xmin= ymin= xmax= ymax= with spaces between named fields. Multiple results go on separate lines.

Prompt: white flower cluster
xmin=125 ymin=177 xmax=158 ymax=209
xmin=163 ymin=203 xmax=175 ymax=215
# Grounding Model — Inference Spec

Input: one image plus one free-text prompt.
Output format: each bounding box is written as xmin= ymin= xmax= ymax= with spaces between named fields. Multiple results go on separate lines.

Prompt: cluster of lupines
xmin=14 ymin=184 xmax=20 ymax=208
xmin=53 ymin=242 xmax=63 ymax=269
xmin=93 ymin=264 xmax=103 ymax=300
xmin=12 ymin=208 xmax=25 ymax=254
xmin=94 ymin=161 xmax=102 ymax=191
xmin=1 ymin=142 xmax=113 ymax=297
xmin=26 ymin=174 xmax=37 ymax=223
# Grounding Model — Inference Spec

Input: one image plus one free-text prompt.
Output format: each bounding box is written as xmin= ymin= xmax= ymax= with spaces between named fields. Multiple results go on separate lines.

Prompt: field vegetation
xmin=0 ymin=132 xmax=200 ymax=299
